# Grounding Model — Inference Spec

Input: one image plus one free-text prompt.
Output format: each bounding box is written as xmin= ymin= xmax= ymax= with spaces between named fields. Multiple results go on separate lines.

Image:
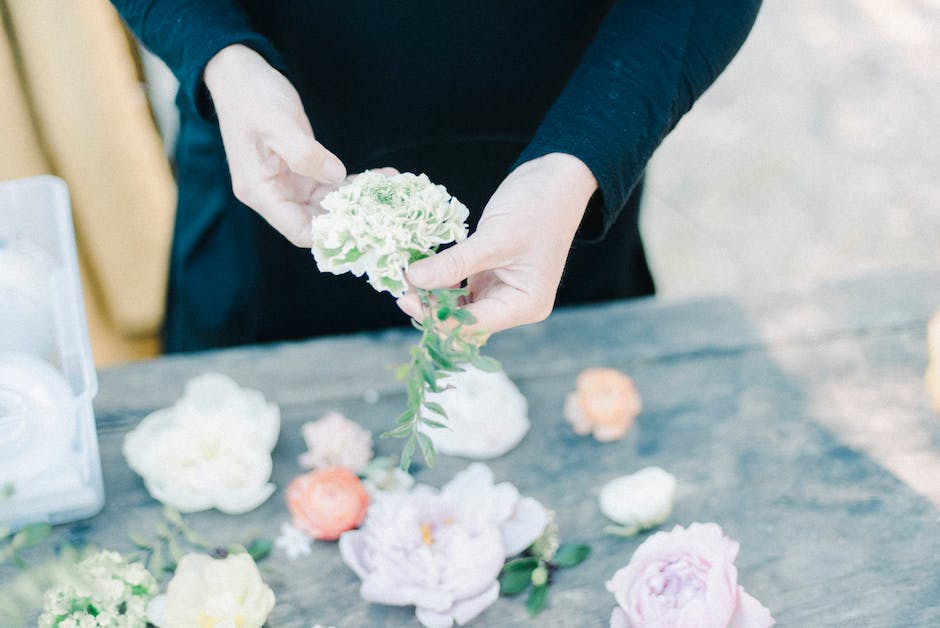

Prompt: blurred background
xmin=1 ymin=0 xmax=938 ymax=367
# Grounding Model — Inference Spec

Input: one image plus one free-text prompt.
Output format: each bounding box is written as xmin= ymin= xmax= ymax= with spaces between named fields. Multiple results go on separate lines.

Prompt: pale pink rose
xmin=606 ymin=523 xmax=774 ymax=628
xmin=298 ymin=411 xmax=373 ymax=474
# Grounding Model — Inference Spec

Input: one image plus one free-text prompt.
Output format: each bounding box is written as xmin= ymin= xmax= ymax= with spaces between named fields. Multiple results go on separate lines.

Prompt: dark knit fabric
xmin=111 ymin=0 xmax=760 ymax=351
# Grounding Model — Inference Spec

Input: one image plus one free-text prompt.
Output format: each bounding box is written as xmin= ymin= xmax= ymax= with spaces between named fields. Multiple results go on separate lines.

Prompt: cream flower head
xmin=311 ymin=171 xmax=469 ymax=297
xmin=148 ymin=552 xmax=275 ymax=628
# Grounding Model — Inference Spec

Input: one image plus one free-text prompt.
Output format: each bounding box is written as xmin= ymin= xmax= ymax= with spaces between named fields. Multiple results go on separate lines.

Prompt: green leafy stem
xmin=499 ymin=544 xmax=591 ymax=616
xmin=382 ymin=287 xmax=501 ymax=471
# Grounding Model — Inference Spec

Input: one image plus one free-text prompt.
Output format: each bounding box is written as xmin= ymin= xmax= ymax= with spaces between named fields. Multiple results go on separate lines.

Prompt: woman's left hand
xmin=397 ymin=152 xmax=598 ymax=335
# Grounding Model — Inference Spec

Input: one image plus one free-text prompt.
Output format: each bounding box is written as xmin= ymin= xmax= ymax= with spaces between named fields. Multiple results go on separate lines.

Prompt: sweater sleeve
xmin=110 ymin=0 xmax=286 ymax=118
xmin=515 ymin=0 xmax=762 ymax=240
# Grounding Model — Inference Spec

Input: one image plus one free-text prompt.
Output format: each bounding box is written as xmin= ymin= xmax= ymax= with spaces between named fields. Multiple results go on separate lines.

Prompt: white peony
xmin=298 ymin=411 xmax=373 ymax=474
xmin=339 ymin=463 xmax=547 ymax=628
xmin=147 ymin=553 xmax=275 ymax=628
xmin=599 ymin=466 xmax=677 ymax=537
xmin=123 ymin=373 xmax=280 ymax=514
xmin=420 ymin=366 xmax=530 ymax=459
xmin=311 ymin=171 xmax=469 ymax=297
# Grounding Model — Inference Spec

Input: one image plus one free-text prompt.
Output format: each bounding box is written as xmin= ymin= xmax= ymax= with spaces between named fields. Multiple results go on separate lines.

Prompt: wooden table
xmin=9 ymin=269 xmax=940 ymax=626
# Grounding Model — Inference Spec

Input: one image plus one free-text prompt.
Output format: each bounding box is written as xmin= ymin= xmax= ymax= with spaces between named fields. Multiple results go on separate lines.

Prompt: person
xmin=111 ymin=0 xmax=761 ymax=352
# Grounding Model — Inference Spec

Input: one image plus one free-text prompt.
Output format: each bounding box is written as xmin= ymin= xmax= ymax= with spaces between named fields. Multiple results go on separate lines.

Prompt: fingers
xmin=406 ymin=236 xmax=500 ymax=290
xmin=257 ymin=200 xmax=316 ymax=248
xmin=265 ymin=125 xmax=346 ymax=184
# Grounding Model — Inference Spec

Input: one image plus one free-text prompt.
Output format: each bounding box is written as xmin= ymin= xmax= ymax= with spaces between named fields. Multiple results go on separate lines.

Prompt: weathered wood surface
xmin=8 ymin=268 xmax=940 ymax=626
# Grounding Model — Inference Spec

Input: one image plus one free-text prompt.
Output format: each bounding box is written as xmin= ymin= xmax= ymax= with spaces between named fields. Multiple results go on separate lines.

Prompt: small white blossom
xmin=599 ymin=467 xmax=677 ymax=537
xmin=312 ymin=171 xmax=470 ymax=297
xmin=361 ymin=456 xmax=415 ymax=495
xmin=275 ymin=522 xmax=313 ymax=560
xmin=38 ymin=550 xmax=158 ymax=628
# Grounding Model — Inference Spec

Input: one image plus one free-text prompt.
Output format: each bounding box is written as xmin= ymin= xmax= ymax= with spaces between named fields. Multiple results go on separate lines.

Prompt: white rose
xmin=599 ymin=466 xmax=677 ymax=536
xmin=420 ymin=366 xmax=530 ymax=459
xmin=148 ymin=553 xmax=275 ymax=628
xmin=123 ymin=373 xmax=280 ymax=514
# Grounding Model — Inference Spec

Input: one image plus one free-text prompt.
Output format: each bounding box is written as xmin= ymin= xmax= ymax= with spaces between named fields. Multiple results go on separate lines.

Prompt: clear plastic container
xmin=0 ymin=176 xmax=105 ymax=529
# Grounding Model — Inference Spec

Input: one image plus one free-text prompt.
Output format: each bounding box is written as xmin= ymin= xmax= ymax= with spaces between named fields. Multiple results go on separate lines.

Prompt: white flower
xmin=339 ymin=463 xmax=547 ymax=628
xmin=275 ymin=522 xmax=313 ymax=560
xmin=298 ymin=411 xmax=373 ymax=474
xmin=311 ymin=171 xmax=470 ymax=297
xmin=599 ymin=466 xmax=677 ymax=536
xmin=38 ymin=550 xmax=158 ymax=628
xmin=123 ymin=373 xmax=280 ymax=514
xmin=148 ymin=553 xmax=275 ymax=628
xmin=361 ymin=456 xmax=415 ymax=495
xmin=420 ymin=366 xmax=530 ymax=459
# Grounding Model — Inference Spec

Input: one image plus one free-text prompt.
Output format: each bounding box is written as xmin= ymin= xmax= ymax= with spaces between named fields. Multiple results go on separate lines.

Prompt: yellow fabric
xmin=0 ymin=0 xmax=175 ymax=365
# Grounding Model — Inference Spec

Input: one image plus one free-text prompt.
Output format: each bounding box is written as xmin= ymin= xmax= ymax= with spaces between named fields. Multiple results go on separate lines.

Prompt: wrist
xmin=528 ymin=153 xmax=598 ymax=204
xmin=204 ymin=44 xmax=260 ymax=96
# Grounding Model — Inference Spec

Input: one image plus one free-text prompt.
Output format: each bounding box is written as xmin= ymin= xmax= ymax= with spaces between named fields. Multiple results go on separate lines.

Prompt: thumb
xmin=267 ymin=127 xmax=346 ymax=184
xmin=407 ymin=236 xmax=497 ymax=289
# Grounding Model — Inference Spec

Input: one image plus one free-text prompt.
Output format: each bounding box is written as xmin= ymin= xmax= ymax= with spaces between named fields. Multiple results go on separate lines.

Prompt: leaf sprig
xmin=499 ymin=544 xmax=591 ymax=616
xmin=382 ymin=287 xmax=501 ymax=470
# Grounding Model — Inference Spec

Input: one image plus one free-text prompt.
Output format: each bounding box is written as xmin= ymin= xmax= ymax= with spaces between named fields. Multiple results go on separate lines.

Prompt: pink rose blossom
xmin=298 ymin=411 xmax=373 ymax=474
xmin=606 ymin=523 xmax=774 ymax=628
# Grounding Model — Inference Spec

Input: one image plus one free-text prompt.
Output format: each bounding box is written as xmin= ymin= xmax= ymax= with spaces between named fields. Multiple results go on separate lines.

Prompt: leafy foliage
xmin=383 ymin=287 xmax=501 ymax=470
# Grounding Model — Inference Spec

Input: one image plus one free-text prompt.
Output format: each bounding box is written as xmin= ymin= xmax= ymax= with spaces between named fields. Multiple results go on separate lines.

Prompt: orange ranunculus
xmin=564 ymin=367 xmax=641 ymax=442
xmin=285 ymin=467 xmax=369 ymax=540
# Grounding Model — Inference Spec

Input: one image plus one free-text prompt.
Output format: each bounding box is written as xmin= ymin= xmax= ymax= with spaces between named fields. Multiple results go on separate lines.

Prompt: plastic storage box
xmin=0 ymin=176 xmax=105 ymax=529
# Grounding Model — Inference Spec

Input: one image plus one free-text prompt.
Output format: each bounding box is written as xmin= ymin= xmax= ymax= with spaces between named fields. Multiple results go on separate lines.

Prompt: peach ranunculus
xmin=606 ymin=523 xmax=774 ymax=628
xmin=286 ymin=467 xmax=369 ymax=540
xmin=564 ymin=368 xmax=641 ymax=441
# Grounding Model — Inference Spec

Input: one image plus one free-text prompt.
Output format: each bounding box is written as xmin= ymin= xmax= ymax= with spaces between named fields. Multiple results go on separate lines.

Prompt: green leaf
xmin=246 ymin=538 xmax=273 ymax=562
xmin=553 ymin=544 xmax=591 ymax=568
xmin=128 ymin=533 xmax=153 ymax=550
xmin=162 ymin=506 xmax=185 ymax=529
xmin=451 ymin=308 xmax=476 ymax=325
xmin=416 ymin=432 xmax=436 ymax=467
xmin=381 ymin=422 xmax=414 ymax=439
xmin=394 ymin=363 xmax=411 ymax=380
xmin=470 ymin=354 xmax=502 ymax=373
xmin=436 ymin=306 xmax=451 ymax=321
xmin=10 ymin=523 xmax=51 ymax=551
xmin=396 ymin=408 xmax=416 ymax=425
xmin=604 ymin=524 xmax=642 ymax=538
xmin=504 ymin=556 xmax=539 ymax=572
xmin=499 ymin=567 xmax=534 ymax=596
xmin=423 ymin=401 xmax=447 ymax=417
xmin=526 ymin=583 xmax=549 ymax=616
xmin=417 ymin=359 xmax=438 ymax=391
xmin=420 ymin=417 xmax=448 ymax=429
xmin=400 ymin=436 xmax=417 ymax=471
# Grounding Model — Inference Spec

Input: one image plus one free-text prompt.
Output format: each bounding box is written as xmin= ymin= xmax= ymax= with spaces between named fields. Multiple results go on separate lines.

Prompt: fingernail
xmin=320 ymin=157 xmax=346 ymax=183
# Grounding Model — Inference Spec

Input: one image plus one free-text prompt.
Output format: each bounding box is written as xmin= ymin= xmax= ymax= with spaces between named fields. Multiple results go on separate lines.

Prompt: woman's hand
xmin=397 ymin=153 xmax=598 ymax=335
xmin=204 ymin=44 xmax=346 ymax=247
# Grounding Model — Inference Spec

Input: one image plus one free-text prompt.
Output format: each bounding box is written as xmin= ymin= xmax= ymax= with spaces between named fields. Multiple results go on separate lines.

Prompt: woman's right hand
xmin=204 ymin=44 xmax=347 ymax=247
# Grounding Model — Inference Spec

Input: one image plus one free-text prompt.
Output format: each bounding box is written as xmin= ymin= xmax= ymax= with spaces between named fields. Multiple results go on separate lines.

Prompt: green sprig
xmin=383 ymin=287 xmax=501 ymax=470
xmin=498 ymin=543 xmax=591 ymax=617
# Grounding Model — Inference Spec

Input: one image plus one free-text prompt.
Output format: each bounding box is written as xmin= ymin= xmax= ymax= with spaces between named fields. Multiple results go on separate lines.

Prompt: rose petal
xmin=609 ymin=606 xmax=632 ymax=628
xmin=728 ymin=587 xmax=776 ymax=628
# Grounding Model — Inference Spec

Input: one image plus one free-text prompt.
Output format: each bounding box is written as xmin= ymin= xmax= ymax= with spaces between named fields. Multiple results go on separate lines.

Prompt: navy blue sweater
xmin=112 ymin=0 xmax=761 ymax=350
